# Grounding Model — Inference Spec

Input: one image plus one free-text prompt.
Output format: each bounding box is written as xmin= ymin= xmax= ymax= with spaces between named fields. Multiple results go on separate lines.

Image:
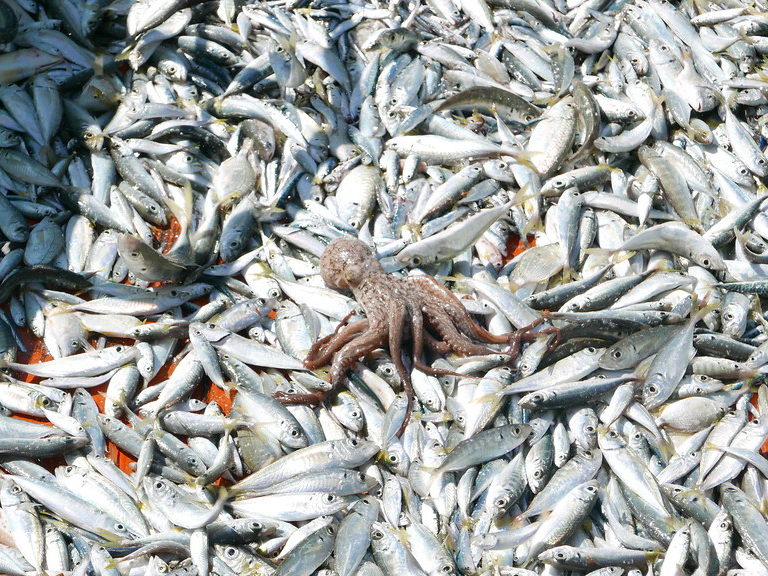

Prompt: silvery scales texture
xmin=0 ymin=0 xmax=766 ymax=574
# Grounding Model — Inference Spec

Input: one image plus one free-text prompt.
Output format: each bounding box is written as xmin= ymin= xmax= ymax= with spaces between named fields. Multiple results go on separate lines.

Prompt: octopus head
xmin=321 ymin=238 xmax=382 ymax=290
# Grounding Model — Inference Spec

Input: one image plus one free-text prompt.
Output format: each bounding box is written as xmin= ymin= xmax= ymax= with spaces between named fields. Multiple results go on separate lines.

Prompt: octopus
xmin=274 ymin=238 xmax=558 ymax=416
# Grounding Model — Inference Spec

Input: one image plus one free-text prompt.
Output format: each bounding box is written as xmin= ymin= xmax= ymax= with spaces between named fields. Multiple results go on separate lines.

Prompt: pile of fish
xmin=3 ymin=0 xmax=768 ymax=574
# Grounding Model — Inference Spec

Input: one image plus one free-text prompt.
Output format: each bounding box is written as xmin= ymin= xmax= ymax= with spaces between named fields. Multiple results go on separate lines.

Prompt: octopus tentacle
xmin=304 ymin=320 xmax=369 ymax=369
xmin=424 ymin=304 xmax=497 ymax=356
xmin=423 ymin=331 xmax=452 ymax=354
xmin=329 ymin=325 xmax=388 ymax=385
xmin=388 ymin=303 xmax=413 ymax=436
xmin=408 ymin=275 xmax=510 ymax=344
xmin=506 ymin=318 xmax=561 ymax=357
xmin=304 ymin=310 xmax=359 ymax=355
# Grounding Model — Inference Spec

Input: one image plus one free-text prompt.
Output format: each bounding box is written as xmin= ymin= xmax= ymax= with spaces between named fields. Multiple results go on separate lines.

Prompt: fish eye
xmin=269 ymin=288 xmax=281 ymax=298
xmin=350 ymin=411 xmax=359 ymax=418
xmin=10 ymin=485 xmax=21 ymax=493
xmin=289 ymin=428 xmax=300 ymax=437
xmin=324 ymin=494 xmax=335 ymax=503
xmin=349 ymin=438 xmax=359 ymax=446
xmin=440 ymin=565 xmax=452 ymax=573
xmin=608 ymin=431 xmax=618 ymax=438
xmin=494 ymin=497 xmax=508 ymax=508
xmin=115 ymin=523 xmax=125 ymax=531
xmin=225 ymin=547 xmax=237 ymax=557
xmin=410 ymin=256 xmax=421 ymax=266
xmin=65 ymin=466 xmax=73 ymax=473
xmin=115 ymin=345 xmax=123 ymax=352
xmin=586 ymin=485 xmax=597 ymax=493
xmin=701 ymin=258 xmax=710 ymax=267
xmin=388 ymin=454 xmax=398 ymax=463
xmin=372 ymin=529 xmax=384 ymax=539
xmin=556 ymin=552 xmax=566 ymax=559
xmin=154 ymin=481 xmax=163 ymax=489
xmin=524 ymin=114 xmax=535 ymax=122
xmin=586 ymin=347 xmax=596 ymax=353
xmin=647 ymin=385 xmax=657 ymax=394
xmin=497 ymin=161 xmax=506 ymax=169
xmin=627 ymin=110 xmax=637 ymax=118
xmin=739 ymin=167 xmax=749 ymax=175
xmin=585 ymin=425 xmax=595 ymax=433
xmin=611 ymin=349 xmax=622 ymax=358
